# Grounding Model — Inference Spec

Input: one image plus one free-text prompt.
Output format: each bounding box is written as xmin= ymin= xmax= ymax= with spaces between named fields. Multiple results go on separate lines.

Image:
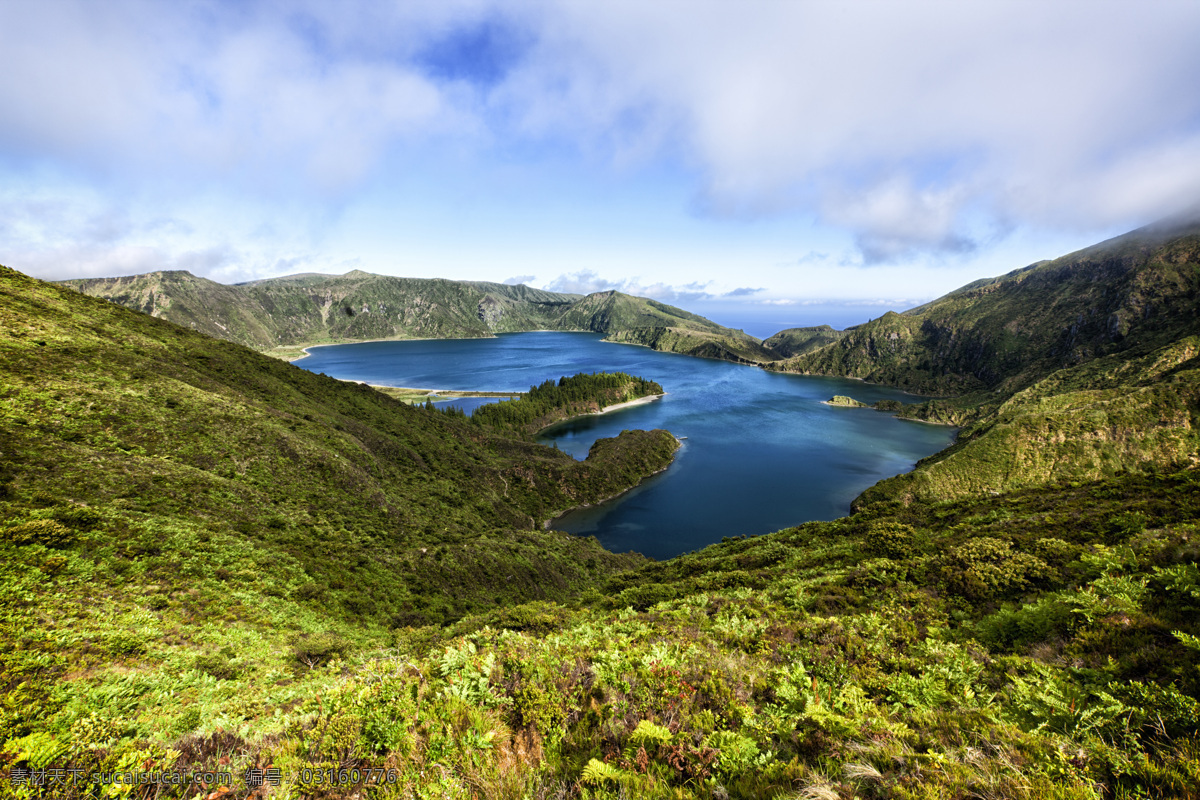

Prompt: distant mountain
xmin=61 ymin=270 xmax=766 ymax=360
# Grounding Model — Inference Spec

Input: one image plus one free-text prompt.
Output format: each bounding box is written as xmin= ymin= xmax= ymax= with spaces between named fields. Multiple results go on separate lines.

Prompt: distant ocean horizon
xmin=683 ymin=300 xmax=920 ymax=340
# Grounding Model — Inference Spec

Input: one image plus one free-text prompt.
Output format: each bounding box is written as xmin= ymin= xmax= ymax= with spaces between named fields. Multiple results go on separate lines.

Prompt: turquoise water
xmin=298 ymin=333 xmax=955 ymax=559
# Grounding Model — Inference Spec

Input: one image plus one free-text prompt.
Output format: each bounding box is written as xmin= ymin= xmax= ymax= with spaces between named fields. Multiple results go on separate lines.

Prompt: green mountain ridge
xmin=61 ymin=271 xmax=765 ymax=361
xmin=776 ymin=216 xmax=1200 ymax=396
xmin=762 ymin=216 xmax=1200 ymax=503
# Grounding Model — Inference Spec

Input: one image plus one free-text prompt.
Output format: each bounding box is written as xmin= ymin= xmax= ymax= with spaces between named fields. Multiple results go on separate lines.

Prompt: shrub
xmin=106 ymin=630 xmax=147 ymax=657
xmin=1106 ymin=511 xmax=1148 ymax=542
xmin=52 ymin=506 xmax=103 ymax=531
xmin=848 ymin=557 xmax=908 ymax=588
xmin=863 ymin=521 xmax=917 ymax=559
xmin=2 ymin=519 xmax=75 ymax=548
xmin=293 ymin=632 xmax=351 ymax=668
xmin=611 ymin=582 xmax=680 ymax=611
xmin=294 ymin=582 xmax=326 ymax=601
xmin=144 ymin=593 xmax=170 ymax=610
xmin=492 ymin=601 xmax=568 ymax=634
xmin=629 ymin=719 xmax=673 ymax=748
xmin=975 ymin=596 xmax=1075 ymax=651
xmin=1033 ymin=537 xmax=1080 ymax=567
xmin=195 ymin=652 xmax=241 ymax=681
xmin=944 ymin=537 xmax=1053 ymax=600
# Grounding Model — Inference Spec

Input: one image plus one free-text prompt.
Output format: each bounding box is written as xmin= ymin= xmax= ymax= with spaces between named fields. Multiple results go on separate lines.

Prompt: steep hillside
xmin=861 ymin=336 xmax=1200 ymax=503
xmin=62 ymin=270 xmax=582 ymax=349
xmin=62 ymin=272 xmax=772 ymax=363
xmin=762 ymin=324 xmax=845 ymax=358
xmin=0 ymin=264 xmax=682 ymax=642
xmin=776 ymin=216 xmax=1200 ymax=396
xmin=608 ymin=325 xmax=777 ymax=363
xmin=767 ymin=216 xmax=1200 ymax=503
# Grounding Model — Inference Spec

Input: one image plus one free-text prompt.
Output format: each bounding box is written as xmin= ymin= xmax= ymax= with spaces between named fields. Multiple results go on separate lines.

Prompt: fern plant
xmin=629 ymin=719 xmax=673 ymax=748
xmin=581 ymin=757 xmax=622 ymax=785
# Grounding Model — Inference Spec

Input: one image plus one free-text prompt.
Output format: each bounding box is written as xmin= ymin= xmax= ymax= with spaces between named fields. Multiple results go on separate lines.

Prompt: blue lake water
xmin=298 ymin=333 xmax=956 ymax=559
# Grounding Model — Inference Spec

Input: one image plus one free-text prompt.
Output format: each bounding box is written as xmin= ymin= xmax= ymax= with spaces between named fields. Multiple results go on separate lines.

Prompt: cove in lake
xmin=298 ymin=333 xmax=956 ymax=560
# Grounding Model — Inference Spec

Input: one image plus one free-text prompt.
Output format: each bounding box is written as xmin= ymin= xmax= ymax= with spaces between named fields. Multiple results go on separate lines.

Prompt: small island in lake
xmin=823 ymin=394 xmax=869 ymax=408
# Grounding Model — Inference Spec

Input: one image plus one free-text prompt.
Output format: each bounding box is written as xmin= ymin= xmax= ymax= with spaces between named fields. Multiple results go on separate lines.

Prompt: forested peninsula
xmin=1 ymin=213 xmax=1197 ymax=798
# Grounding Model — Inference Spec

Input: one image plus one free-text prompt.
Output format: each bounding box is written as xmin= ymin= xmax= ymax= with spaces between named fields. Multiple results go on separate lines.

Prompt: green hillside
xmin=772 ymin=217 xmax=1200 ymax=501
xmin=5 ymin=213 xmax=1200 ymax=798
xmin=762 ymin=324 xmax=845 ymax=358
xmin=61 ymin=272 xmax=770 ymax=363
xmin=0 ymin=264 xmax=685 ymax=760
xmin=608 ymin=325 xmax=777 ymax=363
xmin=775 ymin=217 xmax=1200 ymax=396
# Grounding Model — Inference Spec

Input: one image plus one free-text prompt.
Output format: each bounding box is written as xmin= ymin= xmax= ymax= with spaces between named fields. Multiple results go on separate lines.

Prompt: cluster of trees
xmin=440 ymin=372 xmax=663 ymax=435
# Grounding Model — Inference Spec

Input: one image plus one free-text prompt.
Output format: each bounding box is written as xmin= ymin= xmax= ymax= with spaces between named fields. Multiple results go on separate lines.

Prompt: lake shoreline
xmin=275 ymin=329 xmax=595 ymax=363
xmin=542 ymin=435 xmax=683 ymax=535
xmin=535 ymin=393 xmax=666 ymax=435
xmin=295 ymin=332 xmax=958 ymax=559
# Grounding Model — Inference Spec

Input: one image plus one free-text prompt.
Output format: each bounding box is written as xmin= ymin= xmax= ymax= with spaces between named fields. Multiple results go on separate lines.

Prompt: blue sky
xmin=4 ymin=0 xmax=1200 ymax=332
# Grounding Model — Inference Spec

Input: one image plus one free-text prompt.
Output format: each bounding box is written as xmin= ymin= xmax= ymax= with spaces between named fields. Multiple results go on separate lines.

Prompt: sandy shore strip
xmin=598 ymin=393 xmax=666 ymax=414
xmin=367 ymin=385 xmax=520 ymax=404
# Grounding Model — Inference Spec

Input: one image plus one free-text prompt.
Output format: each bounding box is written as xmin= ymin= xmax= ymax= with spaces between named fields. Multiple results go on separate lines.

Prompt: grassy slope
xmin=0 ymin=264 xmax=686 ymax=758
xmin=608 ymin=325 xmax=777 ymax=364
xmin=775 ymin=220 xmax=1200 ymax=397
xmin=762 ymin=325 xmax=846 ymax=358
xmin=11 ymin=467 xmax=1196 ymax=798
xmin=861 ymin=337 xmax=1200 ymax=504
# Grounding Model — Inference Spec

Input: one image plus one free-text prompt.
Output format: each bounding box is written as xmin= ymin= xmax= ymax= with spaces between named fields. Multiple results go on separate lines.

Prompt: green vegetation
xmin=62 ymin=271 xmax=766 ymax=364
xmin=468 ymin=372 xmax=664 ymax=435
xmin=0 ymin=263 xmax=688 ymax=789
xmin=775 ymin=218 xmax=1200 ymax=504
xmin=825 ymin=395 xmax=869 ymax=408
xmin=776 ymin=221 xmax=1200 ymax=397
xmin=5 ymin=213 xmax=1200 ymax=799
xmin=607 ymin=325 xmax=775 ymax=364
xmin=372 ymin=386 xmax=520 ymax=406
xmin=6 ymin=456 xmax=1198 ymax=797
xmin=762 ymin=325 xmax=845 ymax=358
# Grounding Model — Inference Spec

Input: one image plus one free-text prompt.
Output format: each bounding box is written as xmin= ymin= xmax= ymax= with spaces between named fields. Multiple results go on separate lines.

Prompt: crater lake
xmin=297 ymin=332 xmax=956 ymax=559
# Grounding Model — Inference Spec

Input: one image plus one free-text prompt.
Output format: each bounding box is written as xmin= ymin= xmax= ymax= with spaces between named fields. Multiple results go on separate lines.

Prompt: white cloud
xmin=503 ymin=274 xmax=537 ymax=285
xmin=5 ymin=0 xmax=1200 ymax=286
xmin=0 ymin=1 xmax=472 ymax=196
xmin=543 ymin=270 xmax=714 ymax=302
xmin=544 ymin=269 xmax=625 ymax=295
xmin=498 ymin=0 xmax=1200 ymax=258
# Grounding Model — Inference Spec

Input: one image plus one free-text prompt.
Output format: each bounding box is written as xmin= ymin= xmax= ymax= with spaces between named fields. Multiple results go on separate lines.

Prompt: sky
xmin=4 ymin=0 xmax=1200 ymax=334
